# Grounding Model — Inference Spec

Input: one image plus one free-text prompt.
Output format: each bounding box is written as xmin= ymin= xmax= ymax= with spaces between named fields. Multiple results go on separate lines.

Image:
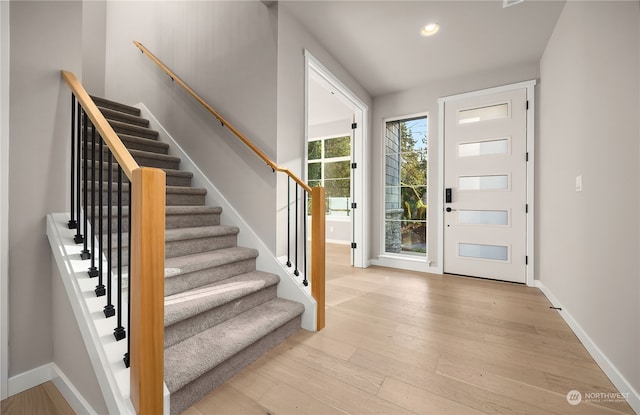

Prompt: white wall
xmin=275 ymin=4 xmax=372 ymax=257
xmin=372 ymin=62 xmax=539 ymax=269
xmin=538 ymin=0 xmax=640 ymax=407
xmin=8 ymin=0 xmax=81 ymax=379
xmin=104 ymin=1 xmax=279 ymax=247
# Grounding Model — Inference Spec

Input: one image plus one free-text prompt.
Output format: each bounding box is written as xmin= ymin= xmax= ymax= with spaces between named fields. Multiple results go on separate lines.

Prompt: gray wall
xmin=538 ymin=0 xmax=640 ymax=397
xmin=104 ymin=0 xmax=279 ymax=248
xmin=51 ymin=258 xmax=108 ymax=414
xmin=372 ymin=61 xmax=540 ymax=267
xmin=275 ymin=4 xmax=372 ymax=257
xmin=8 ymin=0 xmax=81 ymax=378
xmin=81 ymin=0 xmax=106 ymax=96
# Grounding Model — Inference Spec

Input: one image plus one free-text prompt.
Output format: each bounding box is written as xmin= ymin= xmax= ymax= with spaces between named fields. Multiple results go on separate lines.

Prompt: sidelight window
xmin=384 ymin=115 xmax=428 ymax=256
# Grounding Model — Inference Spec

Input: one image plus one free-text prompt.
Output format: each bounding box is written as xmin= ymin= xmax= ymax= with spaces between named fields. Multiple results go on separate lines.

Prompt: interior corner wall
xmin=8 ymin=1 xmax=82 ymax=378
xmin=275 ymin=4 xmax=372 ymax=257
xmin=538 ymin=0 xmax=640 ymax=401
xmin=81 ymin=0 xmax=106 ymax=96
xmin=104 ymin=1 xmax=279 ymax=248
xmin=371 ymin=62 xmax=539 ymax=269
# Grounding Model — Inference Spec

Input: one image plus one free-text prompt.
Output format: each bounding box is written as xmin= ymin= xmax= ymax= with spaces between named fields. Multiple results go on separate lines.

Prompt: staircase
xmin=91 ymin=96 xmax=305 ymax=415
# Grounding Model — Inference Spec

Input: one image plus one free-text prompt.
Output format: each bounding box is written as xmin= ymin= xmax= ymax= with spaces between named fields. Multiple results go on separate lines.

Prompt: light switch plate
xmin=575 ymin=175 xmax=583 ymax=192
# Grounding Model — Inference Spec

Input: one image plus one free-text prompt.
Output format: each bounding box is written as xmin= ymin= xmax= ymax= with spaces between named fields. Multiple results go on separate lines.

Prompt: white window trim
xmin=375 ymin=112 xmax=433 ymax=270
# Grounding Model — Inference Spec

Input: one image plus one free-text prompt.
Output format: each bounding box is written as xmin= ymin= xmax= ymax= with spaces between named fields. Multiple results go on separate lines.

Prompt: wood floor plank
xmin=258 ymin=382 xmax=348 ymax=415
xmin=193 ymin=383 xmax=271 ymax=415
xmin=435 ymin=356 xmax=631 ymax=415
xmin=0 ymin=383 xmax=72 ymax=415
xmin=41 ymin=381 xmax=76 ymax=415
xmin=378 ymin=376 xmax=488 ymax=415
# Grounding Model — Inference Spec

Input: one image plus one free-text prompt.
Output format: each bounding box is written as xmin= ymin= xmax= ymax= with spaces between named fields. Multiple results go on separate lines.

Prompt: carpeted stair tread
xmin=103 ymin=225 xmax=238 ymax=249
xmin=98 ymin=106 xmax=150 ymax=128
xmin=129 ymin=148 xmax=180 ymax=164
xmin=89 ymin=181 xmax=205 ymax=195
xmin=118 ymin=133 xmax=169 ymax=154
xmin=95 ymin=205 xmax=220 ymax=217
xmin=164 ymin=297 xmax=305 ymax=393
xmin=164 ymin=271 xmax=279 ymax=327
xmin=164 ymin=246 xmax=257 ymax=278
xmin=90 ymin=96 xmax=141 ymax=116
xmin=165 ymin=225 xmax=238 ymax=242
xmin=109 ymin=119 xmax=159 ymax=140
xmin=93 ymin=162 xmax=193 ymax=184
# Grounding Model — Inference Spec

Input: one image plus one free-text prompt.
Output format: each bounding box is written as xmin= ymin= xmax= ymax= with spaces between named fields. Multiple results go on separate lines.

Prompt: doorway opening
xmin=305 ymin=51 xmax=368 ymax=268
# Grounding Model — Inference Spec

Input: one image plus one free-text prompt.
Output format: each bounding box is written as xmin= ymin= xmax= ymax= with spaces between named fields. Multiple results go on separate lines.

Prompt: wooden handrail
xmin=61 ymin=70 xmax=139 ymax=179
xmin=133 ymin=41 xmax=311 ymax=193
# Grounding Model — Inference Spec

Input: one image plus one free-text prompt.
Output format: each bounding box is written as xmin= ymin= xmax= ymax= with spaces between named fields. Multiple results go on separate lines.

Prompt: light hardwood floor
xmin=1 ymin=381 xmax=75 ymax=415
xmin=2 ymin=245 xmax=634 ymax=414
xmin=184 ymin=243 xmax=634 ymax=415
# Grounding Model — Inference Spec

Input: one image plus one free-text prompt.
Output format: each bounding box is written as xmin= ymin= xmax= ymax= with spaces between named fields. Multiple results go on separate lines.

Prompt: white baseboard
xmin=535 ymin=281 xmax=640 ymax=415
xmin=7 ymin=363 xmax=53 ymax=396
xmin=51 ymin=364 xmax=98 ymax=415
xmin=8 ymin=362 xmax=96 ymax=414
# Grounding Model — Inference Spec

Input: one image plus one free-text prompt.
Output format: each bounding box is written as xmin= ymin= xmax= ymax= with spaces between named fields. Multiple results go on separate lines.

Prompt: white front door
xmin=443 ymin=86 xmax=529 ymax=283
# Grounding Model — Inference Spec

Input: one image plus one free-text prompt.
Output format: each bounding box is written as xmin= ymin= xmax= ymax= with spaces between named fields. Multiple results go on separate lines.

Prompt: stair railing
xmin=61 ymin=70 xmax=165 ymax=414
xmin=133 ymin=41 xmax=326 ymax=330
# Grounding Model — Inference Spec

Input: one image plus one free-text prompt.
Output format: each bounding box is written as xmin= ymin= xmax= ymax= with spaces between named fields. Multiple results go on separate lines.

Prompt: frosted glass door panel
xmin=458 ymin=103 xmax=509 ymax=124
xmin=458 ymin=139 xmax=509 ymax=157
xmin=459 ymin=243 xmax=508 ymax=261
xmin=458 ymin=210 xmax=508 ymax=225
xmin=459 ymin=175 xmax=508 ymax=190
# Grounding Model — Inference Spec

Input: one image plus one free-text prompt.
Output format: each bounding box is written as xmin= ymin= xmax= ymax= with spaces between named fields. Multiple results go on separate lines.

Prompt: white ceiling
xmin=282 ymin=0 xmax=566 ymax=98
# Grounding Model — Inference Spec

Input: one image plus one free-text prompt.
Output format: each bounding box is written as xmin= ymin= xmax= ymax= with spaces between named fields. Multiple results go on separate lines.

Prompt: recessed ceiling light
xmin=420 ymin=23 xmax=440 ymax=37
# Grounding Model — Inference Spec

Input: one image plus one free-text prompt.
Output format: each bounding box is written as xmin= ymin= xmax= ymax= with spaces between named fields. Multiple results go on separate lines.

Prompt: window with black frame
xmin=308 ymin=135 xmax=351 ymax=217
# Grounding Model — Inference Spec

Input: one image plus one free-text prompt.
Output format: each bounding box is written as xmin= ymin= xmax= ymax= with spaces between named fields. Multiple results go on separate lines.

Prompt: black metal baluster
xmin=68 ymin=94 xmax=77 ymax=230
xmin=124 ymin=184 xmax=131 ymax=368
xmin=88 ymin=124 xmax=98 ymax=277
xmin=114 ymin=166 xmax=126 ymax=341
xmin=104 ymin=152 xmax=115 ymax=318
xmin=80 ymin=112 xmax=91 ymax=260
xmin=294 ymin=184 xmax=299 ymax=276
xmin=303 ymin=189 xmax=308 ymax=286
xmin=286 ymin=177 xmax=291 ymax=268
xmin=74 ymin=104 xmax=84 ymax=244
xmin=95 ymin=137 xmax=106 ymax=297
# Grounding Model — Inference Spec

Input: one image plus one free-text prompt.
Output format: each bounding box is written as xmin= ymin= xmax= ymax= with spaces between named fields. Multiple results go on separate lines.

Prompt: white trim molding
xmin=0 ymin=0 xmax=10 ymax=400
xmin=437 ymin=80 xmax=536 ymax=285
xmin=536 ymin=281 xmax=640 ymax=414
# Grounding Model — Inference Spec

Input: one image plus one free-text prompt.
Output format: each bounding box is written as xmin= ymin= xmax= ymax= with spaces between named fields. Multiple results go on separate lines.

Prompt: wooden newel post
xmin=311 ymin=186 xmax=326 ymax=331
xmin=130 ymin=167 xmax=165 ymax=414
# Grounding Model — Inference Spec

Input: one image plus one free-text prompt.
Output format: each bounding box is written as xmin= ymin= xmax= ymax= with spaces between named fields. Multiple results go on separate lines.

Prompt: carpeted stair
xmin=90 ymin=96 xmax=304 ymax=415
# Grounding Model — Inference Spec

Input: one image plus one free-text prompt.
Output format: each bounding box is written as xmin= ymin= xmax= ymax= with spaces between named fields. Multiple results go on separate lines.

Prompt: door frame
xmin=1 ymin=0 xmax=10 ymax=399
xmin=304 ymin=51 xmax=369 ymax=268
xmin=437 ymin=80 xmax=536 ymax=286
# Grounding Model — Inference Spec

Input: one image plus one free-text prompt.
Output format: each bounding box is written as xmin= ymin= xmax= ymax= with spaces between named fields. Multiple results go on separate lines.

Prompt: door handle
xmin=446 ymin=207 xmax=456 ymax=212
